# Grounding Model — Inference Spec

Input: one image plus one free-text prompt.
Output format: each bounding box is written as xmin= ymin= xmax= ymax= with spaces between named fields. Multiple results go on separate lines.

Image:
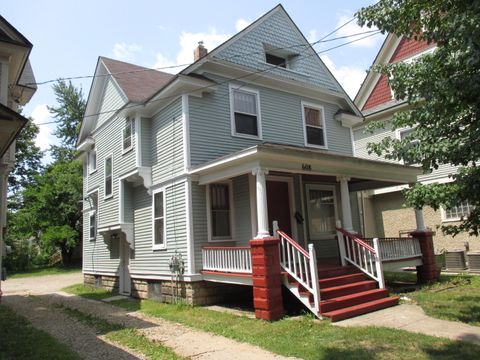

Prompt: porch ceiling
xmin=190 ymin=143 xmax=422 ymax=186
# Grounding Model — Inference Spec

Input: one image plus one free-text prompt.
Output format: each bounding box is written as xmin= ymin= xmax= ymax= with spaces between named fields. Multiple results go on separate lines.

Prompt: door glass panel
xmin=307 ymin=188 xmax=336 ymax=239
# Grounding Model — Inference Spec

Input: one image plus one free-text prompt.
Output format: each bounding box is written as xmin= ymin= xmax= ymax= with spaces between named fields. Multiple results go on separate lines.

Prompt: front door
xmin=305 ymin=184 xmax=339 ymax=259
xmin=119 ymin=239 xmax=131 ymax=295
xmin=267 ymin=180 xmax=292 ymax=236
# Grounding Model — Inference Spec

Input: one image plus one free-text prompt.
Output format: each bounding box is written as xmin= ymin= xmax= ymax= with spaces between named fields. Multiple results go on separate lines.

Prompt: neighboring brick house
xmin=77 ymin=5 xmax=430 ymax=321
xmin=353 ymin=34 xmax=477 ymax=253
xmin=0 ymin=15 xmax=37 ymax=297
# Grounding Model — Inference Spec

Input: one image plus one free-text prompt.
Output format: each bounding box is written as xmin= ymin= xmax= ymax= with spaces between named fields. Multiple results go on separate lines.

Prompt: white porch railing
xmin=202 ymin=246 xmax=252 ymax=274
xmin=336 ymin=227 xmax=385 ymax=289
xmin=364 ymin=237 xmax=422 ymax=262
xmin=277 ymin=229 xmax=321 ymax=313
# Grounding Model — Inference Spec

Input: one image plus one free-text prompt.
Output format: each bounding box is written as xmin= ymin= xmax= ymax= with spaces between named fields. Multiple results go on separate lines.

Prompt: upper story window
xmin=265 ymin=53 xmax=287 ymax=68
xmin=88 ymin=149 xmax=97 ymax=174
xmin=87 ymin=191 xmax=98 ymax=241
xmin=443 ymin=201 xmax=473 ymax=222
xmin=153 ymin=190 xmax=166 ymax=249
xmin=104 ymin=155 xmax=113 ymax=199
xmin=208 ymin=182 xmax=234 ymax=241
xmin=89 ymin=211 xmax=96 ymax=240
xmin=302 ymin=102 xmax=327 ymax=149
xmin=230 ymin=85 xmax=262 ymax=139
xmin=123 ymin=117 xmax=134 ymax=152
xmin=398 ymin=128 xmax=420 ymax=165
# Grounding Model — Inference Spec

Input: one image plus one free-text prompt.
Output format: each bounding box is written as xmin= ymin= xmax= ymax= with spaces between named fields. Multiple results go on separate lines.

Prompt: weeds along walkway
xmin=2 ymin=290 xmax=298 ymax=360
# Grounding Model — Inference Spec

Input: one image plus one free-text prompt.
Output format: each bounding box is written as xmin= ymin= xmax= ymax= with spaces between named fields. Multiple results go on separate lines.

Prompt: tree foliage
xmin=48 ymin=79 xmax=86 ymax=161
xmin=356 ymin=0 xmax=480 ymax=236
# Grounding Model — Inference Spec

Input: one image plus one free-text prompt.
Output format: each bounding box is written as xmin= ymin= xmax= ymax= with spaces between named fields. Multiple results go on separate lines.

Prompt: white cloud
xmin=111 ymin=42 xmax=142 ymax=62
xmin=153 ymin=27 xmax=232 ymax=73
xmin=321 ymin=55 xmax=366 ymax=99
xmin=307 ymin=29 xmax=317 ymax=44
xmin=30 ymin=104 xmax=58 ymax=162
xmin=235 ymin=19 xmax=250 ymax=32
xmin=335 ymin=14 xmax=379 ymax=48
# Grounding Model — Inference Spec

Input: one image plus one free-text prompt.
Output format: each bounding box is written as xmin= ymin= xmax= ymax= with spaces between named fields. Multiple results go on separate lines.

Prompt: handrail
xmin=336 ymin=227 xmax=376 ymax=253
xmin=336 ymin=227 xmax=385 ymax=288
xmin=277 ymin=230 xmax=310 ymax=257
xmin=277 ymin=228 xmax=321 ymax=315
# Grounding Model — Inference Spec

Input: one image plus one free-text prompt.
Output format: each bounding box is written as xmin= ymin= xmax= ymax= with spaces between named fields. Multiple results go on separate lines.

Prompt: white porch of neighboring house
xmin=191 ymin=143 xmax=433 ymax=321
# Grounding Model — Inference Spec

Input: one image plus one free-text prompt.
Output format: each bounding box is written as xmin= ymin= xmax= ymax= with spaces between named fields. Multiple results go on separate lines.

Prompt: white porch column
xmin=253 ymin=168 xmax=270 ymax=238
xmin=415 ymin=208 xmax=426 ymax=231
xmin=337 ymin=176 xmax=353 ymax=232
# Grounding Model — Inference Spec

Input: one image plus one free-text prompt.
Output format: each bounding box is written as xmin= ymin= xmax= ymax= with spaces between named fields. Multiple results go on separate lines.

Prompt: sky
xmin=2 ymin=0 xmax=383 ymax=162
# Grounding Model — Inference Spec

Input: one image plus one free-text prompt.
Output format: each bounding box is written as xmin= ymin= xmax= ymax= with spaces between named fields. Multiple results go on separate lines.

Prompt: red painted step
xmin=322 ymin=296 xmax=400 ymax=322
xmin=320 ymin=288 xmax=389 ymax=313
xmin=319 ymin=273 xmax=366 ymax=289
xmin=320 ymin=280 xmax=377 ymax=300
xmin=317 ymin=266 xmax=358 ymax=279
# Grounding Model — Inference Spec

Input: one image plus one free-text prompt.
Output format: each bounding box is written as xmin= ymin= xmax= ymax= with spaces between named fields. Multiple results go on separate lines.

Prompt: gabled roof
xmin=100 ymin=57 xmax=174 ymax=103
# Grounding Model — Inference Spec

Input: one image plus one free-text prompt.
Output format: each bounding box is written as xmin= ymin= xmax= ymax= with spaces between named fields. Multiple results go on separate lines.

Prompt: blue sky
xmin=3 ymin=0 xmax=382 ymax=159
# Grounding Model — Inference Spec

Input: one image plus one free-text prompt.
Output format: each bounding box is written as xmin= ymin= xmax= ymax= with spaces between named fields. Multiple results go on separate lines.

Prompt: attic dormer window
xmin=266 ymin=53 xmax=287 ymax=68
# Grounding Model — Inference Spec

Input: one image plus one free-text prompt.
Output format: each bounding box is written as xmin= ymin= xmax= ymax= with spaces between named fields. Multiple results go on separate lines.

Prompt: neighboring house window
xmin=123 ymin=118 xmax=134 ymax=152
xmin=443 ymin=201 xmax=473 ymax=222
xmin=153 ymin=191 xmax=166 ymax=249
xmin=302 ymin=102 xmax=327 ymax=148
xmin=89 ymin=211 xmax=96 ymax=240
xmin=208 ymin=182 xmax=234 ymax=241
xmin=88 ymin=149 xmax=96 ymax=173
xmin=230 ymin=85 xmax=261 ymax=139
xmin=265 ymin=53 xmax=287 ymax=68
xmin=398 ymin=128 xmax=420 ymax=165
xmin=104 ymin=155 xmax=113 ymax=198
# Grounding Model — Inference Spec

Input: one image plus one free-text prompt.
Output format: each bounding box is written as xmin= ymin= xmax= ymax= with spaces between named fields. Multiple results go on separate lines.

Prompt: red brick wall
xmin=362 ymin=38 xmax=435 ymax=111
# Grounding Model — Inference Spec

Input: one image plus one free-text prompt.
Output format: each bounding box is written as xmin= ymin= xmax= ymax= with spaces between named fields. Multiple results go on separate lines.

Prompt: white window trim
xmin=301 ymin=101 xmax=328 ymax=150
xmin=206 ymin=180 xmax=236 ymax=242
xmin=395 ymin=127 xmax=419 ymax=165
xmin=441 ymin=201 xmax=473 ymax=223
xmin=229 ymin=84 xmax=263 ymax=140
xmin=104 ymin=154 xmax=113 ymax=199
xmin=89 ymin=210 xmax=97 ymax=241
xmin=86 ymin=188 xmax=99 ymax=241
xmin=88 ymin=149 xmax=97 ymax=174
xmin=152 ymin=188 xmax=167 ymax=250
xmin=122 ymin=117 xmax=134 ymax=154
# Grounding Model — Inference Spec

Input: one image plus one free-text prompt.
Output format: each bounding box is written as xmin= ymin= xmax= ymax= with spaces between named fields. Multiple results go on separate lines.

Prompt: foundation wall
xmin=84 ymin=274 xmax=249 ymax=306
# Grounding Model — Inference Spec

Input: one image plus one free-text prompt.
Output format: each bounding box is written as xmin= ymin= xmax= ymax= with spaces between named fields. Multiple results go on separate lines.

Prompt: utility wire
xmin=35 ymin=30 xmax=380 ymax=126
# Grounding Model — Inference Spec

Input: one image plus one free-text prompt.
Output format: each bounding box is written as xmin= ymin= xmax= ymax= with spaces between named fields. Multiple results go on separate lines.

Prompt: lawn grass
xmin=58 ymin=305 xmax=184 ymax=360
xmin=8 ymin=266 xmax=81 ymax=279
xmin=62 ymin=283 xmax=115 ymax=300
xmin=64 ymin=284 xmax=480 ymax=360
xmin=0 ymin=305 xmax=81 ymax=360
xmin=385 ymin=271 xmax=480 ymax=326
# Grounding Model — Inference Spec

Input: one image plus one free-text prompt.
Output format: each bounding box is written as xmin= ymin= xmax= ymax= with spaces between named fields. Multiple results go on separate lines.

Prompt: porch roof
xmin=189 ymin=143 xmax=422 ymax=188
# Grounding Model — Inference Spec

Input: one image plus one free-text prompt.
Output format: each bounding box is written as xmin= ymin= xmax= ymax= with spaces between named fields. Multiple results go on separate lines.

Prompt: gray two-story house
xmin=77 ymin=5 xmax=425 ymax=321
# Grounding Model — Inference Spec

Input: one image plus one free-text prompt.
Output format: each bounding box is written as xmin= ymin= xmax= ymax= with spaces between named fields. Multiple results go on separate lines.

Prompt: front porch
xmin=190 ymin=143 xmax=435 ymax=321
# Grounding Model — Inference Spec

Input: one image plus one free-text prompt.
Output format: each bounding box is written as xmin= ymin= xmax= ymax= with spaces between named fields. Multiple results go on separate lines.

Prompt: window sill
xmin=89 ymin=169 xmax=97 ymax=175
xmin=305 ymin=143 xmax=328 ymax=150
xmin=122 ymin=146 xmax=133 ymax=156
xmin=232 ymin=132 xmax=262 ymax=141
xmin=262 ymin=62 xmax=309 ymax=78
xmin=104 ymin=194 xmax=114 ymax=200
xmin=152 ymin=245 xmax=167 ymax=251
xmin=441 ymin=217 xmax=463 ymax=223
xmin=208 ymin=238 xmax=236 ymax=243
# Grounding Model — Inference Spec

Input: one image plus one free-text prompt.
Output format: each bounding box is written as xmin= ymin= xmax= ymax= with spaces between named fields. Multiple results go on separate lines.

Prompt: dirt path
xmin=1 ymin=274 xmax=298 ymax=360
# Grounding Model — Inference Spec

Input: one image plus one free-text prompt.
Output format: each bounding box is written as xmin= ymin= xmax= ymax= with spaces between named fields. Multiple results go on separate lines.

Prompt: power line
xmin=28 ymin=23 xmax=375 ymax=87
xmin=34 ymin=30 xmax=380 ymax=126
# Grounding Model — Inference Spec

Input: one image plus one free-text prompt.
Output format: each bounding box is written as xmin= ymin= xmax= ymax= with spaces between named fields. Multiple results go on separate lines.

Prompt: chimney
xmin=194 ymin=41 xmax=208 ymax=61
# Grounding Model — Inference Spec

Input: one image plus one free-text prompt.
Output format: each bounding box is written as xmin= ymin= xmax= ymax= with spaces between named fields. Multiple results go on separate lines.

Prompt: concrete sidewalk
xmin=334 ymin=303 xmax=480 ymax=345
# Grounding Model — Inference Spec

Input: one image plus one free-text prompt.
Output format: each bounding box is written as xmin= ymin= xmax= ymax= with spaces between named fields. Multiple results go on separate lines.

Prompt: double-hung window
xmin=230 ymin=85 xmax=261 ymax=139
xmin=88 ymin=149 xmax=97 ymax=174
xmin=89 ymin=211 xmax=96 ymax=240
xmin=153 ymin=191 xmax=166 ymax=249
xmin=302 ymin=102 xmax=326 ymax=148
xmin=208 ymin=183 xmax=233 ymax=241
xmin=398 ymin=128 xmax=420 ymax=165
xmin=104 ymin=155 xmax=113 ymax=198
xmin=443 ymin=201 xmax=474 ymax=222
xmin=123 ymin=117 xmax=134 ymax=152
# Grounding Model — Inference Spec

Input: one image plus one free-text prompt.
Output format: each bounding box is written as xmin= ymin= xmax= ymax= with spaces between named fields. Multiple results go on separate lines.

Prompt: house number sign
xmin=302 ymin=163 xmax=312 ymax=171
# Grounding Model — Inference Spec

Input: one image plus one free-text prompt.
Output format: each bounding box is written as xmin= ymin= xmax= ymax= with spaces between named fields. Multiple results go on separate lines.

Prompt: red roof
xmin=100 ymin=57 xmax=174 ymax=103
